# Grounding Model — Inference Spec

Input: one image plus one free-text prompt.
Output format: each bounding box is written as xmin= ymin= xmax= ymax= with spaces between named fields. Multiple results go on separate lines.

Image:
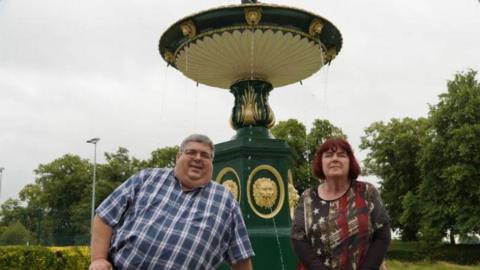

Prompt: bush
xmin=0 ymin=246 xmax=89 ymax=270
xmin=0 ymin=222 xmax=32 ymax=245
xmin=386 ymin=240 xmax=480 ymax=265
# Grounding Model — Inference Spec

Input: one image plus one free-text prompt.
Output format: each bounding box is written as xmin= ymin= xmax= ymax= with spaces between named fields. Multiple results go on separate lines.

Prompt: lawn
xmin=387 ymin=260 xmax=480 ymax=270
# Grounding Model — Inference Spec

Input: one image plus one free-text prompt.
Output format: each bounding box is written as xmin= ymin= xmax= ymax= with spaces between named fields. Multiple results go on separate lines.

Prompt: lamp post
xmin=0 ymin=167 xmax=4 ymax=199
xmin=86 ymin=138 xmax=100 ymax=232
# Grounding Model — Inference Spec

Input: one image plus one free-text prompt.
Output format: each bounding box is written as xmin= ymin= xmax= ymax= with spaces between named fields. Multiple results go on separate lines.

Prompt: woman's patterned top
xmin=291 ymin=180 xmax=389 ymax=270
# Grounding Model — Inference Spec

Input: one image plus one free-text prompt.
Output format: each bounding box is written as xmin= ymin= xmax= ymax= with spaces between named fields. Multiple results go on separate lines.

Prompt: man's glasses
xmin=182 ymin=149 xmax=213 ymax=160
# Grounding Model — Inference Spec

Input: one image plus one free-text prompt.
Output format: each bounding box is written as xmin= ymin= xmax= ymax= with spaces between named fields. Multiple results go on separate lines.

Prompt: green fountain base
xmin=213 ymin=127 xmax=299 ymax=269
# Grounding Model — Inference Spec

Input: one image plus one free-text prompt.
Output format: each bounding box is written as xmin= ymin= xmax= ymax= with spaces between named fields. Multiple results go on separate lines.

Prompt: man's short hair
xmin=179 ymin=134 xmax=215 ymax=158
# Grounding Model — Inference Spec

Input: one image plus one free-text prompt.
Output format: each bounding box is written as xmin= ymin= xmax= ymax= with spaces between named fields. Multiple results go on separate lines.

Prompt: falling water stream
xmin=270 ymin=206 xmax=287 ymax=270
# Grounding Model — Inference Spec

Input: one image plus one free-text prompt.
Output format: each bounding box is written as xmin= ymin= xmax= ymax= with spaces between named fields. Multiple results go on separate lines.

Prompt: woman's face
xmin=321 ymin=147 xmax=350 ymax=180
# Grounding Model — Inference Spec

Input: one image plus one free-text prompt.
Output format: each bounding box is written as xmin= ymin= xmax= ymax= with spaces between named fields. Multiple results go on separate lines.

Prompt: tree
xmin=272 ymin=118 xmax=345 ymax=191
xmin=0 ymin=221 xmax=32 ymax=245
xmin=360 ymin=117 xmax=428 ymax=240
xmin=418 ymin=70 xmax=480 ymax=243
xmin=18 ymin=184 xmax=46 ymax=244
xmin=32 ymin=154 xmax=91 ymax=245
xmin=146 ymin=146 xmax=179 ymax=168
xmin=95 ymin=147 xmax=144 ymax=207
xmin=0 ymin=199 xmax=27 ymax=227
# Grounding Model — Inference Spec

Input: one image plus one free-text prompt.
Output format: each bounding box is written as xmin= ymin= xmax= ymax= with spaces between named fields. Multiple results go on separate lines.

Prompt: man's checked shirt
xmin=96 ymin=168 xmax=254 ymax=269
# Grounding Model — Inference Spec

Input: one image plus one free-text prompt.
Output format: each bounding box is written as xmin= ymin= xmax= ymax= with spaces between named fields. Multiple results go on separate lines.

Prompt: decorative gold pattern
xmin=288 ymin=183 xmax=299 ymax=217
xmin=309 ymin=18 xmax=324 ymax=36
xmin=325 ymin=47 xmax=337 ymax=63
xmin=230 ymin=81 xmax=275 ymax=129
xmin=244 ymin=7 xmax=262 ymax=26
xmin=164 ymin=50 xmax=175 ymax=64
xmin=247 ymin=165 xmax=285 ymax=219
xmin=222 ymin=180 xmax=239 ymax=201
xmin=240 ymin=85 xmax=257 ymax=125
xmin=266 ymin=105 xmax=275 ymax=129
xmin=288 ymin=170 xmax=299 ymax=219
xmin=180 ymin=20 xmax=197 ymax=38
xmin=253 ymin=177 xmax=277 ymax=208
xmin=215 ymin=167 xmax=241 ymax=202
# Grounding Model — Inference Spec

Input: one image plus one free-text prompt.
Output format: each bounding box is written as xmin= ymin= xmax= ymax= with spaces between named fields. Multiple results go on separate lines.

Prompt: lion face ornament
xmin=253 ymin=177 xmax=278 ymax=209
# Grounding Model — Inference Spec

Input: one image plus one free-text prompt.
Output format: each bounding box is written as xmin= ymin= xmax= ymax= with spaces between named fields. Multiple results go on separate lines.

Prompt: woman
xmin=291 ymin=137 xmax=390 ymax=270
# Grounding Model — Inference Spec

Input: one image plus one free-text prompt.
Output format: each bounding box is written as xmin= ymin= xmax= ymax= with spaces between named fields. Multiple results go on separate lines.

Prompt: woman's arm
xmin=291 ymin=238 xmax=325 ymax=269
xmin=361 ymin=223 xmax=391 ymax=270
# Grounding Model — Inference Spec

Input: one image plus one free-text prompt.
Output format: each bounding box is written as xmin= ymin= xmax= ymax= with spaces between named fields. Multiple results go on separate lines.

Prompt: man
xmin=89 ymin=134 xmax=254 ymax=270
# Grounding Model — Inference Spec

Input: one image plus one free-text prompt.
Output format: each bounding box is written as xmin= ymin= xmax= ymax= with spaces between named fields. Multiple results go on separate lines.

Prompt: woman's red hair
xmin=312 ymin=137 xmax=361 ymax=180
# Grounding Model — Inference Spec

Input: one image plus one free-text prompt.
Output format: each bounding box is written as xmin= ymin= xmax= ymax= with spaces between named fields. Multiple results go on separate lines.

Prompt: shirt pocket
xmin=189 ymin=210 xmax=226 ymax=249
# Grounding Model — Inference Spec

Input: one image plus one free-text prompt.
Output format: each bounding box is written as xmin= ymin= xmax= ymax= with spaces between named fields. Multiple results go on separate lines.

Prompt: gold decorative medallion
xmin=244 ymin=7 xmax=262 ymax=26
xmin=215 ymin=167 xmax=241 ymax=202
xmin=325 ymin=47 xmax=337 ymax=63
xmin=253 ymin=177 xmax=277 ymax=208
xmin=222 ymin=180 xmax=239 ymax=201
xmin=180 ymin=20 xmax=197 ymax=38
xmin=247 ymin=165 xmax=285 ymax=219
xmin=164 ymin=49 xmax=175 ymax=65
xmin=309 ymin=18 xmax=324 ymax=36
xmin=288 ymin=170 xmax=299 ymax=219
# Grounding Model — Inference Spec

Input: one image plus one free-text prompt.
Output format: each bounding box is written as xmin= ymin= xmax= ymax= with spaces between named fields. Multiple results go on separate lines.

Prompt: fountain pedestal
xmin=214 ymin=126 xmax=297 ymax=269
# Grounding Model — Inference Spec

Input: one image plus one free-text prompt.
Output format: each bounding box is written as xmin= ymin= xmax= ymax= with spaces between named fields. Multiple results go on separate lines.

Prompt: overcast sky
xmin=0 ymin=0 xmax=479 ymax=204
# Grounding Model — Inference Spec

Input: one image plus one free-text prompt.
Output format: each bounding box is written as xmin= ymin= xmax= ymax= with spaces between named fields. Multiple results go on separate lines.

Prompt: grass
xmin=386 ymin=260 xmax=480 ymax=270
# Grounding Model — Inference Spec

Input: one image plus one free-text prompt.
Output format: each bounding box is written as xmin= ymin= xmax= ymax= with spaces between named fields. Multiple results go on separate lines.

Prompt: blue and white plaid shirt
xmin=96 ymin=168 xmax=254 ymax=270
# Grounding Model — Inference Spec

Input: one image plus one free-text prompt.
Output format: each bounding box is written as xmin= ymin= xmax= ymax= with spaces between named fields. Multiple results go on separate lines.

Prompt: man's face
xmin=174 ymin=142 xmax=213 ymax=190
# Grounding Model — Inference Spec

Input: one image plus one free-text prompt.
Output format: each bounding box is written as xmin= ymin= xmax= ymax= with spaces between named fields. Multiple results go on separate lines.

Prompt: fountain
xmin=159 ymin=1 xmax=342 ymax=268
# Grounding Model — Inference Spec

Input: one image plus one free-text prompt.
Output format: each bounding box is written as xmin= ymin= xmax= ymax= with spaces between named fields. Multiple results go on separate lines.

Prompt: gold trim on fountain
xmin=244 ymin=7 xmax=262 ymax=26
xmin=325 ymin=47 xmax=337 ymax=62
xmin=240 ymin=86 xmax=257 ymax=126
xmin=216 ymin=167 xmax=241 ymax=202
xmin=253 ymin=177 xmax=277 ymax=209
xmin=247 ymin=165 xmax=285 ymax=219
xmin=287 ymin=169 xmax=299 ymax=219
xmin=180 ymin=20 xmax=197 ymax=38
xmin=309 ymin=18 xmax=324 ymax=36
xmin=164 ymin=50 xmax=175 ymax=65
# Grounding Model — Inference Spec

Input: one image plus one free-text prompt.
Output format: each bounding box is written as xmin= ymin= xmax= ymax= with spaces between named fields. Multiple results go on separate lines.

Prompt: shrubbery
xmin=387 ymin=240 xmax=480 ymax=265
xmin=1 ymin=242 xmax=479 ymax=268
xmin=0 ymin=246 xmax=89 ymax=270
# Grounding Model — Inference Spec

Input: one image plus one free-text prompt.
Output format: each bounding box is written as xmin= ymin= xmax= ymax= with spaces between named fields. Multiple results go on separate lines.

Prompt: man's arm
xmin=89 ymin=215 xmax=113 ymax=270
xmin=231 ymin=258 xmax=253 ymax=270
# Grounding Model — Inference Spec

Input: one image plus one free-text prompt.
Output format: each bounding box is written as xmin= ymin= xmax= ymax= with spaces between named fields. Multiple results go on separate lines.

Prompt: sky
xmin=0 ymin=0 xmax=479 ymax=204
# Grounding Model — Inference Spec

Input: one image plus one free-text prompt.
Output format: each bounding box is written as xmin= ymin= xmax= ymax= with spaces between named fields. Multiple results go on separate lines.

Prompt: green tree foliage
xmin=18 ymin=184 xmax=47 ymax=244
xmin=418 ymin=70 xmax=480 ymax=243
xmin=271 ymin=118 xmax=345 ymax=191
xmin=0 ymin=145 xmax=182 ymax=246
xmin=33 ymin=155 xmax=91 ymax=245
xmin=360 ymin=70 xmax=480 ymax=244
xmin=0 ymin=221 xmax=32 ymax=245
xmin=146 ymin=146 xmax=179 ymax=168
xmin=360 ymin=118 xmax=428 ymax=240
xmin=0 ymin=199 xmax=27 ymax=227
xmin=95 ymin=147 xmax=144 ymax=207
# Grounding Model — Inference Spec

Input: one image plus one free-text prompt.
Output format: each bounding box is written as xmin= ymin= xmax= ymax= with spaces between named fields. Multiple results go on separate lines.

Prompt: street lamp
xmin=0 ymin=167 xmax=4 ymax=199
xmin=86 ymin=137 xmax=100 ymax=232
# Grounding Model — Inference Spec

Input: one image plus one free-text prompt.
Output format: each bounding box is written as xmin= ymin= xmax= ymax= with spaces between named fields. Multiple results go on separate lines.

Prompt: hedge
xmin=387 ymin=241 xmax=480 ymax=265
xmin=0 ymin=246 xmax=89 ymax=270
xmin=1 ymin=242 xmax=479 ymax=269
